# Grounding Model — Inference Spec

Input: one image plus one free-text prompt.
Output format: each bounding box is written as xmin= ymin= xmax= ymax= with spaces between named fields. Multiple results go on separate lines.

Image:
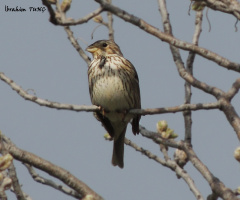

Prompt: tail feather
xmin=112 ymin=127 xmax=127 ymax=168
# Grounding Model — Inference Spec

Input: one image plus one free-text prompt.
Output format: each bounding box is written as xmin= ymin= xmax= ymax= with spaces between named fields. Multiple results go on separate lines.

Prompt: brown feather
xmin=87 ymin=40 xmax=141 ymax=168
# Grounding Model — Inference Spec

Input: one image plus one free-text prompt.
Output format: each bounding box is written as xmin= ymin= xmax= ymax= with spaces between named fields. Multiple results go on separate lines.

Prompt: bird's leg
xmin=99 ymin=106 xmax=109 ymax=117
xmin=116 ymin=109 xmax=129 ymax=122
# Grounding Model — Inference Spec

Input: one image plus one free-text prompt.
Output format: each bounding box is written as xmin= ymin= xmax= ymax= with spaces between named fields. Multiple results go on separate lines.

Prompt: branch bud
xmin=93 ymin=15 xmax=103 ymax=23
xmin=234 ymin=147 xmax=240 ymax=162
xmin=192 ymin=1 xmax=206 ymax=11
xmin=0 ymin=154 xmax=13 ymax=171
xmin=0 ymin=177 xmax=12 ymax=191
xmin=174 ymin=149 xmax=188 ymax=168
xmin=104 ymin=133 xmax=112 ymax=141
xmin=61 ymin=0 xmax=72 ymax=13
xmin=156 ymin=120 xmax=168 ymax=132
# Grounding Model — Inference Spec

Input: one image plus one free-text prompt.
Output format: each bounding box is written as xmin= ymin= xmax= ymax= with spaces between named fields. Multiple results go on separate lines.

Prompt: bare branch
xmin=42 ymin=0 xmax=104 ymax=26
xmin=184 ymin=11 xmax=203 ymax=143
xmin=200 ymin=0 xmax=240 ymax=20
xmin=0 ymin=72 xmax=99 ymax=112
xmin=42 ymin=0 xmax=57 ymax=24
xmin=7 ymin=163 xmax=25 ymax=200
xmin=165 ymin=158 xmax=204 ymax=200
xmin=24 ymin=164 xmax=81 ymax=199
xmin=95 ymin=0 xmax=240 ymax=72
xmin=158 ymin=0 xmax=240 ymax=141
xmin=106 ymin=0 xmax=114 ymax=40
xmin=130 ymin=102 xmax=221 ymax=115
xmin=167 ymin=40 xmax=226 ymax=99
xmin=158 ymin=0 xmax=201 ymax=144
xmin=157 ymin=0 xmax=173 ymax=34
xmin=64 ymin=26 xmax=91 ymax=65
xmin=125 ymin=137 xmax=204 ymax=199
xmin=2 ymin=134 xmax=103 ymax=200
xmin=226 ymin=78 xmax=240 ymax=101
xmin=61 ymin=7 xmax=104 ymax=26
xmin=218 ymin=97 xmax=240 ymax=140
xmin=0 ymin=134 xmax=26 ymax=200
xmin=138 ymin=124 xmax=239 ymax=200
xmin=163 ymin=36 xmax=240 ymax=141
xmin=124 ymin=137 xmax=165 ymax=165
xmin=182 ymin=143 xmax=240 ymax=200
xmin=0 ymin=72 xmax=220 ymax=115
xmin=139 ymin=125 xmax=180 ymax=149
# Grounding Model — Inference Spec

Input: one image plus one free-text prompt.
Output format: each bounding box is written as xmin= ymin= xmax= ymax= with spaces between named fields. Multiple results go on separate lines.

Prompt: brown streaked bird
xmin=86 ymin=40 xmax=141 ymax=168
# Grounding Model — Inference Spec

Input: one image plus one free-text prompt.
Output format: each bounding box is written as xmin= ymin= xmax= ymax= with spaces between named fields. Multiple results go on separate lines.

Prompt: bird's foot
xmin=99 ymin=106 xmax=110 ymax=117
xmin=116 ymin=109 xmax=129 ymax=122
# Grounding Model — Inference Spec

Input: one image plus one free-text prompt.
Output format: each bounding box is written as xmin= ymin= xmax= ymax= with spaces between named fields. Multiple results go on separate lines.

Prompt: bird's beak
xmin=86 ymin=46 xmax=98 ymax=53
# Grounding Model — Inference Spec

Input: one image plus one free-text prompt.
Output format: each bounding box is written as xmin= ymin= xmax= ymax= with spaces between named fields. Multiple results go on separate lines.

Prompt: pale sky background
xmin=1 ymin=1 xmax=240 ymax=200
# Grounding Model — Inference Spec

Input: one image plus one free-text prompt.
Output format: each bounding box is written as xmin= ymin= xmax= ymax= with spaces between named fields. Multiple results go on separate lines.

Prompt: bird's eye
xmin=102 ymin=43 xmax=108 ymax=47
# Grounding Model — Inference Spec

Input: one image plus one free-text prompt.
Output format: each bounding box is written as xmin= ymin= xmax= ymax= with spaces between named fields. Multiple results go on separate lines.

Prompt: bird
xmin=86 ymin=40 xmax=141 ymax=168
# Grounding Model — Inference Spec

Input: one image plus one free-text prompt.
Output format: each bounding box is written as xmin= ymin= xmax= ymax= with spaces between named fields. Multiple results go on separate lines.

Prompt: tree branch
xmin=42 ymin=0 xmax=104 ymax=26
xmin=64 ymin=26 xmax=91 ymax=65
xmin=125 ymin=137 xmax=204 ymax=199
xmin=95 ymin=0 xmax=240 ymax=72
xmin=182 ymin=143 xmax=240 ymax=200
xmin=124 ymin=137 xmax=165 ymax=165
xmin=139 ymin=125 xmax=180 ymax=149
xmin=199 ymin=0 xmax=240 ymax=20
xmin=184 ymin=10 xmax=203 ymax=143
xmin=138 ymin=125 xmax=239 ymax=200
xmin=2 ymin=134 xmax=103 ymax=200
xmin=218 ymin=97 xmax=240 ymax=140
xmin=0 ymin=72 xmax=99 ymax=112
xmin=0 ymin=72 xmax=221 ymax=115
xmin=24 ymin=164 xmax=81 ymax=199
xmin=0 ymin=134 xmax=26 ymax=200
xmin=106 ymin=0 xmax=114 ymax=40
xmin=226 ymin=78 xmax=240 ymax=101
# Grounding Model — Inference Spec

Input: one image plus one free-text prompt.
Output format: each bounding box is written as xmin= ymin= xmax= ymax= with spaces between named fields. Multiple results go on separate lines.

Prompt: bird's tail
xmin=112 ymin=127 xmax=127 ymax=168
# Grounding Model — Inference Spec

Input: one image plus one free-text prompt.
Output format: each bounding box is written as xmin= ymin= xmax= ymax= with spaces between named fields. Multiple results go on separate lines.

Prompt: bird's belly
xmin=91 ymin=76 xmax=130 ymax=111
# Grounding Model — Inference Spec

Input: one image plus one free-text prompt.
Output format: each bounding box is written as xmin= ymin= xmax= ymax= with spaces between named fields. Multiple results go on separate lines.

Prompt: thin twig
xmin=206 ymin=8 xmax=212 ymax=32
xmin=91 ymin=24 xmax=103 ymax=40
xmin=125 ymin=137 xmax=204 ymax=199
xmin=184 ymin=11 xmax=203 ymax=143
xmin=226 ymin=78 xmax=240 ymax=101
xmin=42 ymin=0 xmax=104 ymax=26
xmin=201 ymin=0 xmax=240 ymax=20
xmin=42 ymin=0 xmax=57 ymax=24
xmin=188 ymin=1 xmax=193 ymax=15
xmin=124 ymin=138 xmax=165 ymax=165
xmin=24 ymin=164 xmax=81 ymax=199
xmin=234 ymin=18 xmax=238 ymax=32
xmin=0 ymin=72 xmax=99 ymax=112
xmin=130 ymin=102 xmax=220 ymax=115
xmin=139 ymin=125 xmax=180 ymax=149
xmin=64 ymin=26 xmax=91 ymax=65
xmin=106 ymin=0 xmax=114 ymax=40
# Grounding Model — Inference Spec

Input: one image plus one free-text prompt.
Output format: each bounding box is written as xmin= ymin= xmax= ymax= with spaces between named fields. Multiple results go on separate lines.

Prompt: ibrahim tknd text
xmin=5 ymin=5 xmax=46 ymax=13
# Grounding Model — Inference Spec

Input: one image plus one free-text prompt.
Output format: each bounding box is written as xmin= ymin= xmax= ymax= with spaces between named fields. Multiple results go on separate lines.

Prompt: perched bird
xmin=86 ymin=40 xmax=141 ymax=168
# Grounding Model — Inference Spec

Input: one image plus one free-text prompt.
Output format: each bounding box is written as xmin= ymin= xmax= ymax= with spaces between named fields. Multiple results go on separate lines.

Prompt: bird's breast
xmin=88 ymin=58 xmax=132 ymax=112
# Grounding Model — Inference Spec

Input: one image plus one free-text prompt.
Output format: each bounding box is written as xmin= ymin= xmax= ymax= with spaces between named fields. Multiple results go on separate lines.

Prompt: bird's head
xmin=86 ymin=40 xmax=123 ymax=58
